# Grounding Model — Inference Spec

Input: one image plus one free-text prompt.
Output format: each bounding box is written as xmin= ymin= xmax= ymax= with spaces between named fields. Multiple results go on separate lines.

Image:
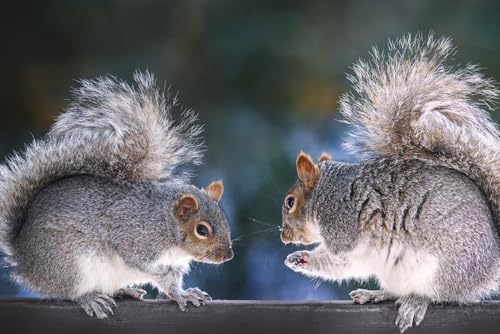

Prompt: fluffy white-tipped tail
xmin=340 ymin=34 xmax=500 ymax=223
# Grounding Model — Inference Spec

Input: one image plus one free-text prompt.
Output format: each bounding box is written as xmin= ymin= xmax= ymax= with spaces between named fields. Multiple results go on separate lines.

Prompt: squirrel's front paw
xmin=167 ymin=287 xmax=211 ymax=311
xmin=285 ymin=251 xmax=310 ymax=272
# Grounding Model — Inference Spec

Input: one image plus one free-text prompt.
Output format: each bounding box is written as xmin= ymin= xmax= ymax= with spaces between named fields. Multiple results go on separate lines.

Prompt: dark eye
xmin=197 ymin=224 xmax=209 ymax=236
xmin=194 ymin=221 xmax=212 ymax=239
xmin=284 ymin=195 xmax=296 ymax=212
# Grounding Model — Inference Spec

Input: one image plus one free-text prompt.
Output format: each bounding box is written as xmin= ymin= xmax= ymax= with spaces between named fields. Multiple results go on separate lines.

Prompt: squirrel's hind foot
xmin=76 ymin=293 xmax=117 ymax=319
xmin=395 ymin=295 xmax=430 ymax=333
xmin=349 ymin=289 xmax=396 ymax=304
xmin=114 ymin=287 xmax=147 ymax=300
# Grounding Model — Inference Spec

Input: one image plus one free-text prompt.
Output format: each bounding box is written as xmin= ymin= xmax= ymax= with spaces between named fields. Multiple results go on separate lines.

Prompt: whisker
xmin=247 ymin=217 xmax=279 ymax=228
xmin=231 ymin=242 xmax=244 ymax=249
xmin=246 ymin=227 xmax=281 ymax=235
xmin=232 ymin=228 xmax=280 ymax=244
xmin=232 ymin=235 xmax=245 ymax=243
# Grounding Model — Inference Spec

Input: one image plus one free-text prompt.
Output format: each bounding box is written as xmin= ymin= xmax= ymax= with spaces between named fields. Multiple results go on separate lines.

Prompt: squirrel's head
xmin=175 ymin=180 xmax=234 ymax=264
xmin=281 ymin=151 xmax=331 ymax=245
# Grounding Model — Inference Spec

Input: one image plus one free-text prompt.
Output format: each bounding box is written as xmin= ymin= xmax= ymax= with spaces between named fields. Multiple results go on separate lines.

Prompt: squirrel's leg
xmin=285 ymin=245 xmax=353 ymax=280
xmin=155 ymin=266 xmax=211 ymax=311
xmin=114 ymin=287 xmax=147 ymax=300
xmin=349 ymin=289 xmax=397 ymax=304
xmin=394 ymin=295 xmax=430 ymax=333
xmin=76 ymin=293 xmax=117 ymax=319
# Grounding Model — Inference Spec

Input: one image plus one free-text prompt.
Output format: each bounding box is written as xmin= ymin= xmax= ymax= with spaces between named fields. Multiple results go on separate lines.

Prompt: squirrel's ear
xmin=176 ymin=195 xmax=199 ymax=221
xmin=296 ymin=151 xmax=319 ymax=190
xmin=207 ymin=180 xmax=224 ymax=203
xmin=319 ymin=152 xmax=332 ymax=162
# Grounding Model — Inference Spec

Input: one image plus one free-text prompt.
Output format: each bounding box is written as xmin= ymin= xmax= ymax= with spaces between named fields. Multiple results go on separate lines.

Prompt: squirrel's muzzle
xmin=281 ymin=224 xmax=318 ymax=245
xmin=224 ymin=247 xmax=234 ymax=262
xmin=280 ymin=225 xmax=294 ymax=244
xmin=212 ymin=247 xmax=234 ymax=263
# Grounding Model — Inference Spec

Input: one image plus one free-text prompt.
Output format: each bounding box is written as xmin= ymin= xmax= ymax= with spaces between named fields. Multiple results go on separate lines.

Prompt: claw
xmin=77 ymin=293 xmax=117 ymax=319
xmin=168 ymin=287 xmax=211 ymax=311
xmin=115 ymin=288 xmax=147 ymax=300
xmin=394 ymin=296 xmax=430 ymax=333
xmin=350 ymin=289 xmax=395 ymax=304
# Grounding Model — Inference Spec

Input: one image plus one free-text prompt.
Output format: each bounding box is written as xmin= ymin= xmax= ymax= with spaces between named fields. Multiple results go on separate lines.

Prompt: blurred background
xmin=1 ymin=0 xmax=499 ymax=300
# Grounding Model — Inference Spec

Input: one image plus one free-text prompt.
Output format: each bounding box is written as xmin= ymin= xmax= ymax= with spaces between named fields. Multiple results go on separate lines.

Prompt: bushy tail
xmin=340 ymin=34 xmax=500 ymax=225
xmin=0 ymin=71 xmax=204 ymax=264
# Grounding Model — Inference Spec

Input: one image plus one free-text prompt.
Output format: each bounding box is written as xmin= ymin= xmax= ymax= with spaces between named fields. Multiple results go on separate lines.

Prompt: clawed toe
xmin=349 ymin=289 xmax=372 ymax=304
xmin=349 ymin=289 xmax=394 ymax=305
xmin=395 ymin=296 xmax=430 ymax=333
xmin=168 ymin=287 xmax=212 ymax=311
xmin=185 ymin=287 xmax=212 ymax=302
xmin=115 ymin=287 xmax=147 ymax=300
xmin=77 ymin=294 xmax=117 ymax=319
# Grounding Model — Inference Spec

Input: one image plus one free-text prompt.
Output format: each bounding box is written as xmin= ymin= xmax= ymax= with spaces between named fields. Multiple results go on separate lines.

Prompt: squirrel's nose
xmin=215 ymin=247 xmax=234 ymax=263
xmin=224 ymin=248 xmax=234 ymax=262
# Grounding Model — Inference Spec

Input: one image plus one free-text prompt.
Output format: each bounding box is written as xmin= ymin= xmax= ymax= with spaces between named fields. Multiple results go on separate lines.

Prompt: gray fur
xmin=311 ymin=159 xmax=499 ymax=300
xmin=283 ymin=35 xmax=500 ymax=332
xmin=0 ymin=72 xmax=231 ymax=316
xmin=13 ymin=176 xmax=229 ymax=297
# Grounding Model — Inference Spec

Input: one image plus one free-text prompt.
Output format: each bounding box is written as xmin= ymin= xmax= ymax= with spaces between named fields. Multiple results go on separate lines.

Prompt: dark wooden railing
xmin=0 ymin=299 xmax=499 ymax=334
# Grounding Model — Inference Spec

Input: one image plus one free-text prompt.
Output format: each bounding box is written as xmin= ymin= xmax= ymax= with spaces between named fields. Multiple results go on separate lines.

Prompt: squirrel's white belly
xmin=75 ymin=254 xmax=153 ymax=296
xmin=349 ymin=240 xmax=439 ymax=298
xmin=377 ymin=243 xmax=439 ymax=297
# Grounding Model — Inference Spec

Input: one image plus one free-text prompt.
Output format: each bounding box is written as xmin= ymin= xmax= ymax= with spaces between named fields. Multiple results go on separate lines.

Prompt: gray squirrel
xmin=0 ymin=72 xmax=234 ymax=318
xmin=281 ymin=34 xmax=500 ymax=332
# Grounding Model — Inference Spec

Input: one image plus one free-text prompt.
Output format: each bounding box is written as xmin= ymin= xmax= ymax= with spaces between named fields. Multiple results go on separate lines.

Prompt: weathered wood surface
xmin=0 ymin=299 xmax=499 ymax=334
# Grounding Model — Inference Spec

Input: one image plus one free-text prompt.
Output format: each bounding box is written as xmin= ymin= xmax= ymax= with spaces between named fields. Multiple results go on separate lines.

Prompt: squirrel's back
xmin=21 ymin=175 xmax=132 ymax=231
xmin=355 ymin=158 xmax=494 ymax=235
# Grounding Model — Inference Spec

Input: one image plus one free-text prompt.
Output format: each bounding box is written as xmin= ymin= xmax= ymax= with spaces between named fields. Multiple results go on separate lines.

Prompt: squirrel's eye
xmin=194 ymin=221 xmax=212 ymax=239
xmin=285 ymin=195 xmax=296 ymax=213
xmin=197 ymin=224 xmax=208 ymax=236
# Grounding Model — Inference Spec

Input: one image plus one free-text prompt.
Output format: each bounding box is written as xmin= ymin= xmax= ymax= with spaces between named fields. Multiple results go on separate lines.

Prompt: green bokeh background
xmin=1 ymin=0 xmax=499 ymax=300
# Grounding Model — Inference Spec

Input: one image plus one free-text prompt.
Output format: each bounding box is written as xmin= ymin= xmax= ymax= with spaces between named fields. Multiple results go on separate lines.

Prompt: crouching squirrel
xmin=281 ymin=34 xmax=500 ymax=332
xmin=0 ymin=72 xmax=234 ymax=318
